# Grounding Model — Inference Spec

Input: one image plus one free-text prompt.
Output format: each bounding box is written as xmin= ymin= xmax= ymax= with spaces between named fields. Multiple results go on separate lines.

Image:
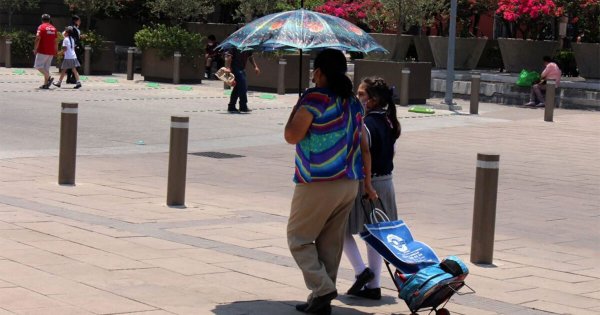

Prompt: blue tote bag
xmin=360 ymin=215 xmax=439 ymax=274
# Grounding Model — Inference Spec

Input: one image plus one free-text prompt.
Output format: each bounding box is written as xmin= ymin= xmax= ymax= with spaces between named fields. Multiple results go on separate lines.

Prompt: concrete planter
xmin=573 ymin=43 xmax=600 ymax=79
xmin=141 ymin=48 xmax=203 ymax=83
xmin=247 ymin=54 xmax=310 ymax=93
xmin=413 ymin=36 xmax=435 ymax=65
xmin=186 ymin=23 xmax=239 ymax=42
xmin=429 ymin=36 xmax=487 ymax=70
xmin=90 ymin=41 xmax=115 ymax=75
xmin=0 ymin=35 xmax=5 ymax=66
xmin=354 ymin=60 xmax=432 ymax=104
xmin=366 ymin=33 xmax=412 ymax=61
xmin=498 ymin=38 xmax=560 ymax=73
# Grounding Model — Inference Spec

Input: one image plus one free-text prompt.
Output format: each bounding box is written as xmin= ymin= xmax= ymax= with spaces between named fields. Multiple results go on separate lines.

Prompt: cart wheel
xmin=436 ymin=309 xmax=450 ymax=315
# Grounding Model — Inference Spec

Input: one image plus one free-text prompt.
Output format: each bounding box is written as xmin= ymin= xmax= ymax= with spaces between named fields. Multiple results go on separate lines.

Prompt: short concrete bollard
xmin=471 ymin=153 xmax=500 ymax=265
xmin=166 ymin=116 xmax=189 ymax=206
xmin=58 ymin=102 xmax=79 ymax=185
xmin=400 ymin=69 xmax=410 ymax=106
xmin=83 ymin=46 xmax=91 ymax=75
xmin=173 ymin=51 xmax=181 ymax=85
xmin=126 ymin=47 xmax=135 ymax=80
xmin=544 ymin=80 xmax=556 ymax=122
xmin=470 ymin=73 xmax=480 ymax=115
xmin=277 ymin=59 xmax=287 ymax=95
xmin=5 ymin=39 xmax=12 ymax=68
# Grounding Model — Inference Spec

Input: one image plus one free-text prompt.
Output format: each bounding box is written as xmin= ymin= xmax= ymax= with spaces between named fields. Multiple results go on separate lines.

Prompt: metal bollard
xmin=400 ymin=69 xmax=410 ymax=106
xmin=173 ymin=51 xmax=181 ymax=85
xmin=544 ymin=80 xmax=556 ymax=122
xmin=166 ymin=116 xmax=189 ymax=206
xmin=470 ymin=73 xmax=480 ymax=115
xmin=471 ymin=153 xmax=500 ymax=265
xmin=5 ymin=39 xmax=12 ymax=68
xmin=277 ymin=59 xmax=287 ymax=95
xmin=126 ymin=47 xmax=135 ymax=80
xmin=83 ymin=45 xmax=91 ymax=75
xmin=58 ymin=102 xmax=79 ymax=185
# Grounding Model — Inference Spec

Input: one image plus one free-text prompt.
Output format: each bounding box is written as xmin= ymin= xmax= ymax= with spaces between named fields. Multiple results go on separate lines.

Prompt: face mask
xmin=360 ymin=98 xmax=368 ymax=108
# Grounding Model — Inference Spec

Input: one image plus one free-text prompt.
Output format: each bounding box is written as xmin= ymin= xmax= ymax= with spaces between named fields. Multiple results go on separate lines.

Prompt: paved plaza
xmin=0 ymin=68 xmax=599 ymax=314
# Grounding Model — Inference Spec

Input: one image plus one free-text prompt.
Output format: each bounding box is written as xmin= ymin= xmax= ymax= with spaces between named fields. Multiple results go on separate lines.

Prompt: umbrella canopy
xmin=217 ymin=9 xmax=387 ymax=53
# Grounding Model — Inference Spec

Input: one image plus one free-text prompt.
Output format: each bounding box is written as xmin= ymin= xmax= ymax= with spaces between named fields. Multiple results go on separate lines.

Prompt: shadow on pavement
xmin=212 ymin=299 xmax=375 ymax=314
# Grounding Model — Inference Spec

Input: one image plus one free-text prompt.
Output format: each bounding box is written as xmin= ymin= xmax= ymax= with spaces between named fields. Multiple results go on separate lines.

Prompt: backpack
xmin=398 ymin=256 xmax=469 ymax=311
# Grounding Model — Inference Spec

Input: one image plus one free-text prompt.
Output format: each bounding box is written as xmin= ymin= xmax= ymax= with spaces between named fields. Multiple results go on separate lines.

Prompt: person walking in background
xmin=66 ymin=15 xmax=83 ymax=84
xmin=285 ymin=49 xmax=375 ymax=315
xmin=224 ymin=47 xmax=260 ymax=113
xmin=52 ymin=27 xmax=82 ymax=89
xmin=204 ymin=34 xmax=222 ymax=79
xmin=525 ymin=56 xmax=562 ymax=107
xmin=33 ymin=14 xmax=57 ymax=89
xmin=344 ymin=77 xmax=401 ymax=301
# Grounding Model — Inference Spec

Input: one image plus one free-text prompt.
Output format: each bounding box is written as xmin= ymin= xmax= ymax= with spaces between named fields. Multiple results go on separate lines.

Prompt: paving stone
xmin=0 ymin=287 xmax=68 ymax=311
xmin=49 ymin=291 xmax=157 ymax=314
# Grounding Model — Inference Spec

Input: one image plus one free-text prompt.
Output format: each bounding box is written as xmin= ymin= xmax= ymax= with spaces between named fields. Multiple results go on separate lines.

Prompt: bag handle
xmin=361 ymin=196 xmax=390 ymax=224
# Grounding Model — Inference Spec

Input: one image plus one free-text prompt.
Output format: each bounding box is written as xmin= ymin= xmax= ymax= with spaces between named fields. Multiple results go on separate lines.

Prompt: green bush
xmin=555 ymin=50 xmax=579 ymax=77
xmin=134 ymin=24 xmax=204 ymax=60
xmin=7 ymin=30 xmax=35 ymax=61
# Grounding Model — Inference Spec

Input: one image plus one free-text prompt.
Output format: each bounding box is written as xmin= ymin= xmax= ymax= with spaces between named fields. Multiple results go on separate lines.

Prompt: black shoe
xmin=350 ymin=287 xmax=381 ymax=300
xmin=74 ymin=82 xmax=82 ymax=89
xmin=46 ymin=76 xmax=54 ymax=87
xmin=39 ymin=84 xmax=49 ymax=89
xmin=295 ymin=303 xmax=331 ymax=315
xmin=295 ymin=291 xmax=337 ymax=314
xmin=347 ymin=268 xmax=375 ymax=295
xmin=239 ymin=108 xmax=252 ymax=113
xmin=227 ymin=107 xmax=239 ymax=113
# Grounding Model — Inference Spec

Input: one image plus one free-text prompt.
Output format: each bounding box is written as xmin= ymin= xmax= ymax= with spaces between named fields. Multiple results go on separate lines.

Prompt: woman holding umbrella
xmin=285 ymin=49 xmax=376 ymax=315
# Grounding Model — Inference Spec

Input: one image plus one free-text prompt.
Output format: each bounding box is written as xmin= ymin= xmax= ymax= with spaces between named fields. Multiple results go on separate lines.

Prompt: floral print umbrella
xmin=218 ymin=9 xmax=387 ymax=53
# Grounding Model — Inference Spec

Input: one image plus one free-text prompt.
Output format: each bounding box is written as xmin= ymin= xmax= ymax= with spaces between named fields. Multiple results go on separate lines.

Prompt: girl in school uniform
xmin=53 ymin=26 xmax=81 ymax=89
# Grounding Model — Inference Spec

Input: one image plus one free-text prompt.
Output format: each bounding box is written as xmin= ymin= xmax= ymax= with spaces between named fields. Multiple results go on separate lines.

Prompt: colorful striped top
xmin=293 ymin=87 xmax=365 ymax=183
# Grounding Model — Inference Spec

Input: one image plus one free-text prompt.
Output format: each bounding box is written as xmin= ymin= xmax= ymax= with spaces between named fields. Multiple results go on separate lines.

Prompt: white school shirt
xmin=62 ymin=37 xmax=77 ymax=60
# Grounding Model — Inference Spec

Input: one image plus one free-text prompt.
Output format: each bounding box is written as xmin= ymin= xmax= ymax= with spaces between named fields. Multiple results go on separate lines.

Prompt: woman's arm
xmin=284 ymin=105 xmax=312 ymax=144
xmin=360 ymin=123 xmax=377 ymax=200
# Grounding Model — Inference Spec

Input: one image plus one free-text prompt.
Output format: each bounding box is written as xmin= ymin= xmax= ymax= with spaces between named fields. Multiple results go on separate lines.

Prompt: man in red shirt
xmin=33 ymin=14 xmax=57 ymax=89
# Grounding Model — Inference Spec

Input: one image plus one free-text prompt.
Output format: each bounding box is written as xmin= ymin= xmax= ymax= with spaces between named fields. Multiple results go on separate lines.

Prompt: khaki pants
xmin=287 ymin=179 xmax=359 ymax=298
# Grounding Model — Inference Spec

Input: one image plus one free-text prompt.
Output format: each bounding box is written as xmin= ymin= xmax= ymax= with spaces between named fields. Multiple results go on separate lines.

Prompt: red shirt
xmin=36 ymin=23 xmax=57 ymax=55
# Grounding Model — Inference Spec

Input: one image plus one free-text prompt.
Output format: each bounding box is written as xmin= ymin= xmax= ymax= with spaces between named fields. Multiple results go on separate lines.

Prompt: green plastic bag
xmin=516 ymin=70 xmax=540 ymax=87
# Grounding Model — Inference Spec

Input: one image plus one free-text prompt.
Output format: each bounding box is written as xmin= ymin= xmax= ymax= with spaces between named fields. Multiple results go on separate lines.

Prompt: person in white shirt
xmin=53 ymin=26 xmax=82 ymax=89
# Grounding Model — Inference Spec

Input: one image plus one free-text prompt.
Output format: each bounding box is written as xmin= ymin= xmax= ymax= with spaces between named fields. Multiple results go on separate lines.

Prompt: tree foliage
xmin=0 ymin=0 xmax=39 ymax=29
xmin=64 ymin=0 xmax=126 ymax=30
xmin=146 ymin=0 xmax=215 ymax=25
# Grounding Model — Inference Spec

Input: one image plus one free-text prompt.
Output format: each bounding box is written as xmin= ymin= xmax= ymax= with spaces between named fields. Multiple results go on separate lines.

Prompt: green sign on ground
xmin=259 ymin=93 xmax=276 ymax=100
xmin=177 ymin=86 xmax=193 ymax=91
xmin=408 ymin=106 xmax=435 ymax=114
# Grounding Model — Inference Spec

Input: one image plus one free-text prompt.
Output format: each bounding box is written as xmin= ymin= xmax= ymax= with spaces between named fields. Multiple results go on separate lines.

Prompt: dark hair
xmin=64 ymin=26 xmax=74 ymax=36
xmin=543 ymin=56 xmax=552 ymax=62
xmin=361 ymin=77 xmax=401 ymax=139
xmin=313 ymin=49 xmax=353 ymax=99
xmin=72 ymin=15 xmax=80 ymax=22
xmin=208 ymin=34 xmax=216 ymax=41
xmin=41 ymin=14 xmax=51 ymax=22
